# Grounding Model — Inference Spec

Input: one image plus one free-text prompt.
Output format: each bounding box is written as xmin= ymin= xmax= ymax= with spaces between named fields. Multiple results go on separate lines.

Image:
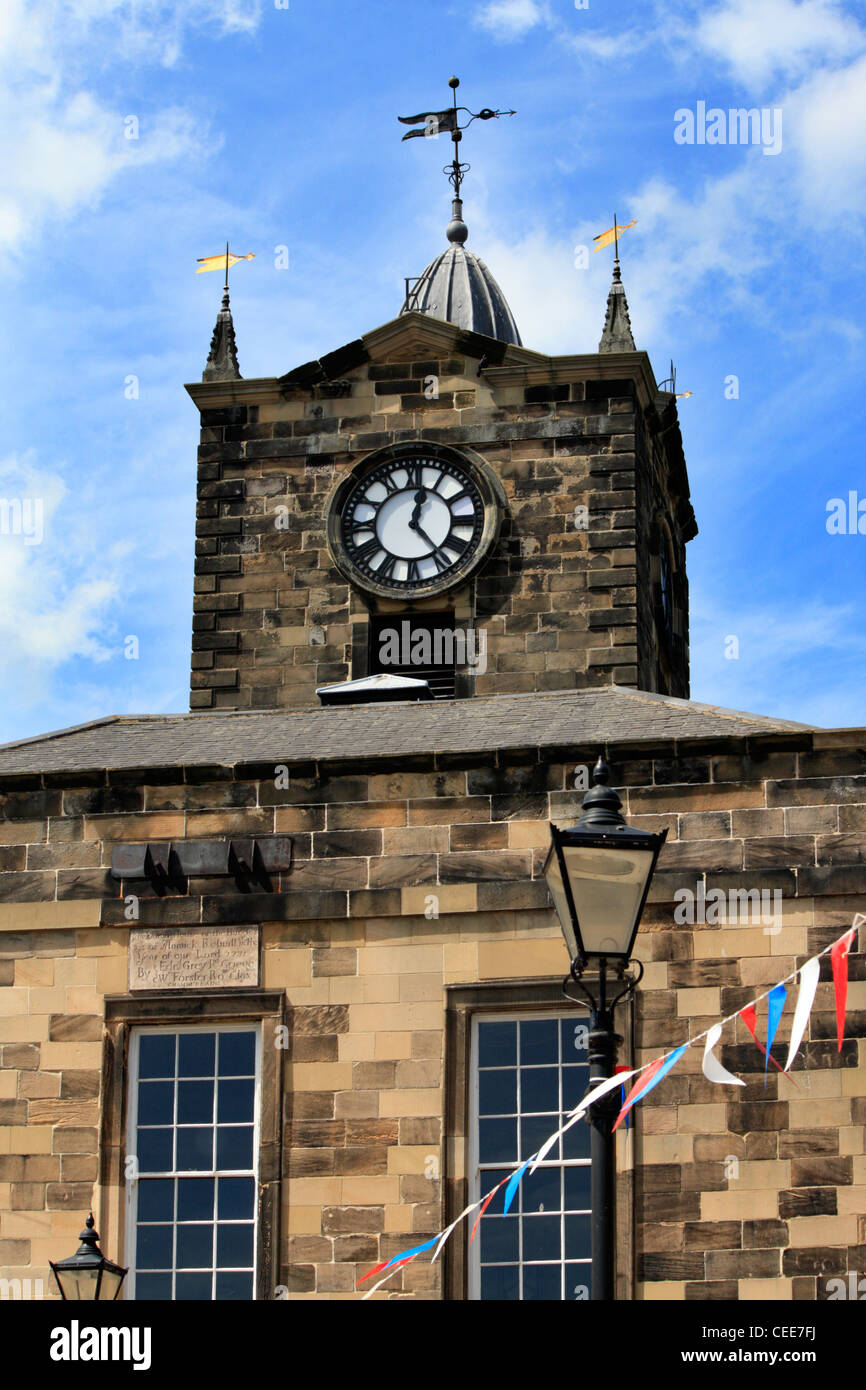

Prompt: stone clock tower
xmin=187 ymin=110 xmax=696 ymax=711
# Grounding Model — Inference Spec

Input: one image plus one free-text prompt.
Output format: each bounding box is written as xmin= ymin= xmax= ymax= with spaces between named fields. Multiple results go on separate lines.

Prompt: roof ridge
xmin=0 ymin=714 xmax=124 ymax=753
xmin=605 ymin=685 xmax=815 ymax=730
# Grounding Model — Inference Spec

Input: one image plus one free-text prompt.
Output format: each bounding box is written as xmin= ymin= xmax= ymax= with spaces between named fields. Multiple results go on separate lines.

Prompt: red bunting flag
xmin=469 ymin=1177 xmax=509 ymax=1246
xmin=830 ymin=927 xmax=857 ymax=1051
xmin=612 ymin=1057 xmax=666 ymax=1132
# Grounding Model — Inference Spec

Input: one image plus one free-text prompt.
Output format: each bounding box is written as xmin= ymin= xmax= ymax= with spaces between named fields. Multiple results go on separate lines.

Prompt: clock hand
xmin=414 ymin=522 xmax=439 ymax=552
xmin=409 ymin=488 xmax=427 ymax=529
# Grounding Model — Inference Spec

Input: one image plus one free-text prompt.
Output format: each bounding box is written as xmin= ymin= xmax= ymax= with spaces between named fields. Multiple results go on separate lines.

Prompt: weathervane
xmin=398 ymin=76 xmax=515 ymax=201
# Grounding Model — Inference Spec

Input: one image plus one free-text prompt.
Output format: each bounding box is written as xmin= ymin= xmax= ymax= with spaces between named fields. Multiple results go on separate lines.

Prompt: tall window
xmin=125 ymin=1024 xmax=261 ymax=1301
xmin=469 ymin=1013 xmax=592 ymax=1301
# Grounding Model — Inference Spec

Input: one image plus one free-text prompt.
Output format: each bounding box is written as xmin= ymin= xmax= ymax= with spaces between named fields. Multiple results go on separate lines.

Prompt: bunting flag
xmin=431 ymin=1196 xmax=485 ymax=1264
xmin=739 ymin=1003 xmax=801 ymax=1089
xmin=503 ymin=1156 xmax=535 ymax=1216
xmin=356 ymin=924 xmax=858 ymax=1297
xmin=612 ymin=1043 xmax=690 ymax=1132
xmin=357 ymin=1235 xmax=439 ymax=1285
xmin=468 ymin=1177 xmax=509 ymax=1246
xmin=764 ymin=983 xmax=787 ymax=1086
xmin=831 ymin=927 xmax=857 ymax=1051
xmin=785 ymin=958 xmax=820 ymax=1071
xmin=702 ymin=1023 xmax=745 ymax=1086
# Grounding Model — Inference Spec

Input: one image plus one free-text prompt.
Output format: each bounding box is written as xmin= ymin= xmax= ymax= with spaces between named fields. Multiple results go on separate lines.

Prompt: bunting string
xmin=356 ymin=920 xmax=860 ymax=1297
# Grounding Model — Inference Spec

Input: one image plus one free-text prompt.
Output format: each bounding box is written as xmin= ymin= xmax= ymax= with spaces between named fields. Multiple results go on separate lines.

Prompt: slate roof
xmin=0 ymin=687 xmax=816 ymax=778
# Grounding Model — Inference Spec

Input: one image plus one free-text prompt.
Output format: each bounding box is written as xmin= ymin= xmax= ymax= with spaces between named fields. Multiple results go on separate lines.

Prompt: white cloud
xmin=0 ymin=454 xmax=119 ymax=705
xmin=0 ymin=1 xmax=257 ymax=260
xmin=474 ymin=0 xmax=547 ymax=41
xmin=690 ymin=595 xmax=866 ymax=726
xmin=694 ymin=0 xmax=864 ymax=89
xmin=786 ymin=52 xmax=866 ymax=218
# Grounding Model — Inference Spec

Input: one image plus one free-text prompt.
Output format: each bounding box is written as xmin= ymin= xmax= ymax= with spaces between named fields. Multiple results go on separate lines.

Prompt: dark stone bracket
xmin=110 ymin=837 xmax=292 ymax=896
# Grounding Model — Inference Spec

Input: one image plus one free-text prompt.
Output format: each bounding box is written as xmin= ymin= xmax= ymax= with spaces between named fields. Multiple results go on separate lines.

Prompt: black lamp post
xmin=49 ymin=1213 xmax=128 ymax=1301
xmin=543 ymin=757 xmax=667 ymax=1301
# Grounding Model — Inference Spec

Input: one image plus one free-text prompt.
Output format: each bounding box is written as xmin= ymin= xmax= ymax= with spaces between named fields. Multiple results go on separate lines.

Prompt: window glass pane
xmin=178 ymin=1080 xmax=214 ymax=1125
xmin=137 ymin=1128 xmax=173 ymax=1174
xmin=522 ymin=1166 xmax=560 ymax=1215
xmin=479 ymin=1214 xmax=519 ymax=1264
xmin=217 ymin=1125 xmax=254 ymax=1171
xmin=478 ymin=1069 xmax=517 ymax=1117
xmin=138 ymin=1082 xmax=174 ymax=1126
xmin=175 ymin=1272 xmax=212 ymax=1301
xmin=136 ymin=1225 xmax=172 ymax=1270
xmin=478 ymin=1021 xmax=516 ymax=1068
xmin=479 ymin=1117 xmax=517 ymax=1165
xmin=218 ymin=1032 xmax=256 ymax=1077
xmin=562 ymin=1117 xmax=591 ymax=1161
xmin=139 ymin=1035 xmax=176 ymax=1080
xmin=177 ymin=1127 xmax=213 ymax=1171
xmin=481 ymin=1265 xmax=519 ymax=1300
xmin=478 ymin=1170 xmax=511 ymax=1215
xmin=523 ymin=1264 xmax=562 ymax=1301
xmin=519 ymin=1019 xmax=557 ymax=1065
xmin=138 ymin=1179 xmax=174 ymax=1224
xmin=177 ymin=1178 xmax=214 ymax=1223
xmin=522 ymin=1215 xmax=561 ymax=1262
xmin=566 ymin=1214 xmax=592 ymax=1253
xmin=135 ymin=1272 xmax=172 ymax=1300
xmin=562 ymin=1066 xmax=589 ymax=1111
xmin=520 ymin=1067 xmax=558 ymax=1114
xmin=218 ymin=1078 xmax=255 ymax=1124
xmin=178 ymin=1033 xmax=216 ymax=1078
xmin=566 ymin=1262 xmax=592 ymax=1300
xmin=560 ymin=1018 xmax=589 ymax=1062
xmin=218 ymin=1177 xmax=255 ymax=1222
xmin=216 ymin=1223 xmax=254 ymax=1268
xmin=564 ymin=1165 xmax=592 ymax=1212
xmin=520 ymin=1114 xmax=556 ymax=1160
xmin=176 ymin=1224 xmax=214 ymax=1270
xmin=216 ymin=1272 xmax=254 ymax=1301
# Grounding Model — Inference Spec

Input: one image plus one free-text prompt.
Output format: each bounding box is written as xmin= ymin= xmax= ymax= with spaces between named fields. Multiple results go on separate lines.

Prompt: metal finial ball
xmin=449 ymin=76 xmax=460 ymax=89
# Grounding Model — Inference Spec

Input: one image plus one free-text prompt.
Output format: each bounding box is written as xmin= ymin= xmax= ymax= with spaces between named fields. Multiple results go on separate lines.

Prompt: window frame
xmin=468 ymin=1008 xmax=593 ymax=1302
xmin=102 ymin=989 xmax=285 ymax=1302
xmin=444 ymin=979 xmax=635 ymax=1302
xmin=124 ymin=1021 xmax=263 ymax=1302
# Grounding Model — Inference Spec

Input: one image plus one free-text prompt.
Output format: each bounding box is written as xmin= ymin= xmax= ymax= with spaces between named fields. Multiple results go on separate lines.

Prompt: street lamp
xmin=49 ymin=1213 xmax=128 ymax=1301
xmin=543 ymin=757 xmax=667 ymax=1301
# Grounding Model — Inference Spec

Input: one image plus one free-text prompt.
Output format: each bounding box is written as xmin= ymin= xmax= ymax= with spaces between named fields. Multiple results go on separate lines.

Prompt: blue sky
xmin=1 ymin=0 xmax=865 ymax=743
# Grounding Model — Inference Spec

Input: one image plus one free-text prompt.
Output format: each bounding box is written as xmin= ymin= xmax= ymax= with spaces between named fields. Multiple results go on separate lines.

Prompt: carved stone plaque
xmin=129 ymin=925 xmax=260 ymax=991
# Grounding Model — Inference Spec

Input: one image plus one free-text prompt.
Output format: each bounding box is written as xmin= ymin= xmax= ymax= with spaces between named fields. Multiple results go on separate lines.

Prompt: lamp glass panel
xmin=98 ymin=1268 xmax=125 ymax=1300
xmin=57 ymin=1267 xmax=99 ymax=1300
xmin=543 ymin=847 xmax=579 ymax=959
xmin=561 ymin=843 xmax=655 ymax=956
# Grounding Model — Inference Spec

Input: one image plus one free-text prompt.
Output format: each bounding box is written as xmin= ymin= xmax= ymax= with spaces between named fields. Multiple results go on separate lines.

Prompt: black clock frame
xmin=325 ymin=441 xmax=506 ymax=601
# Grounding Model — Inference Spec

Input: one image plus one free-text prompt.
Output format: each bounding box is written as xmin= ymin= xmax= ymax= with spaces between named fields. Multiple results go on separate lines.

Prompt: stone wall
xmin=1 ymin=729 xmax=864 ymax=1299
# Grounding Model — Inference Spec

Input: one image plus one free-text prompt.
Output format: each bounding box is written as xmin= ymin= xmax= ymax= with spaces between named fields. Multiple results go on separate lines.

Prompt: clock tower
xmin=187 ymin=97 xmax=696 ymax=711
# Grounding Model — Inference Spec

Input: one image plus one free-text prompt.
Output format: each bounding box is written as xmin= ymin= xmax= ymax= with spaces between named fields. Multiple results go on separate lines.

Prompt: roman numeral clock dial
xmin=327 ymin=448 xmax=503 ymax=600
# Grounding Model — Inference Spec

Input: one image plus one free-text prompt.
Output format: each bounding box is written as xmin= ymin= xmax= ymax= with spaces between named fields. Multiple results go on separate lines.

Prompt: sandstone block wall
xmin=0 ymin=731 xmax=864 ymax=1298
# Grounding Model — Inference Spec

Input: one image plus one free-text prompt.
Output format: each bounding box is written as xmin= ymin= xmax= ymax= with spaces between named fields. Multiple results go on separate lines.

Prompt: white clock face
xmin=339 ymin=455 xmax=484 ymax=592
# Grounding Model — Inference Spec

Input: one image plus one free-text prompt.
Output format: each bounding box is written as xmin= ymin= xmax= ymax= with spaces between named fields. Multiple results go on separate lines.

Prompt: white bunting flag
xmin=702 ymin=1023 xmax=746 ymax=1086
xmin=785 ymin=956 xmax=820 ymax=1071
